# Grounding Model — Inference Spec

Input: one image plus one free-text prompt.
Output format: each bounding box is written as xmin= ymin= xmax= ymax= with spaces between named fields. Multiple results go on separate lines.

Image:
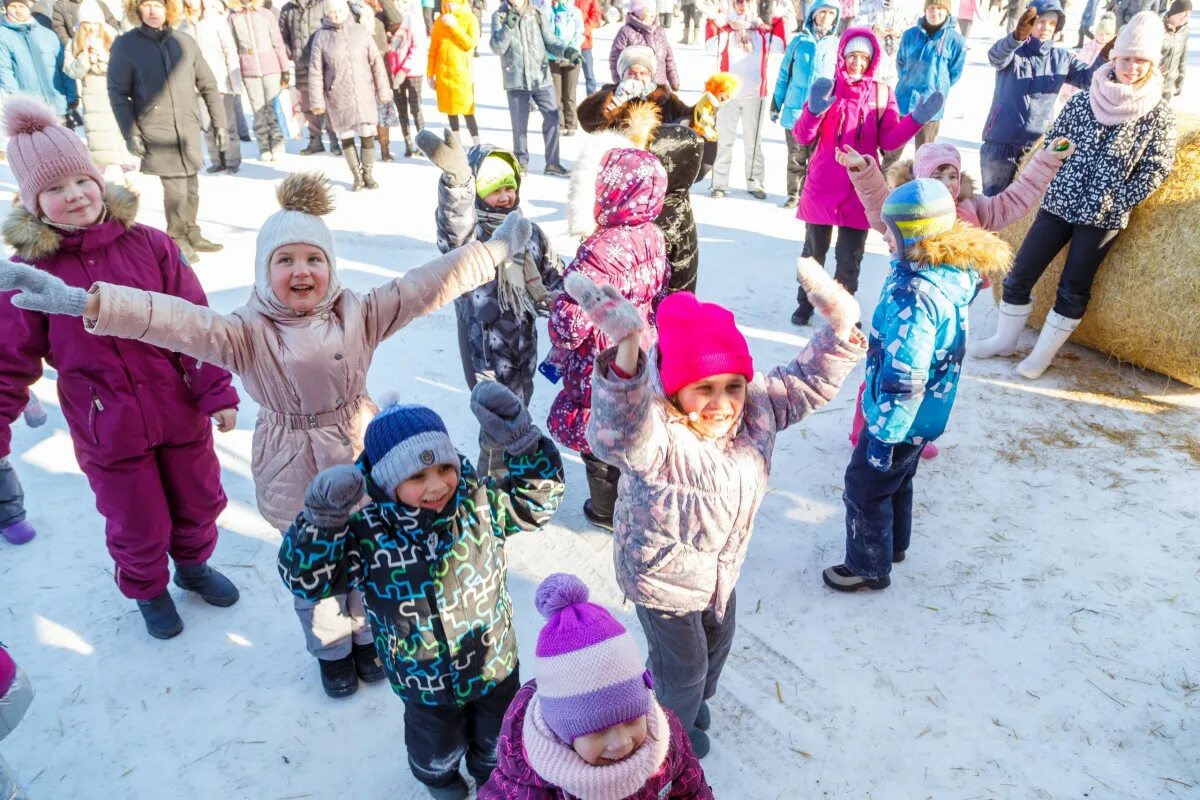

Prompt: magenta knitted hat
xmin=657 ymin=291 xmax=754 ymax=397
xmin=533 ymin=574 xmax=653 ymax=744
xmin=3 ymin=95 xmax=104 ymax=215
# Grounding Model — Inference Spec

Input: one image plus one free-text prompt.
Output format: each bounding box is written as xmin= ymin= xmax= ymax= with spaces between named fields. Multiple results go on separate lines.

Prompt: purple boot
xmin=1 ymin=520 xmax=36 ymax=545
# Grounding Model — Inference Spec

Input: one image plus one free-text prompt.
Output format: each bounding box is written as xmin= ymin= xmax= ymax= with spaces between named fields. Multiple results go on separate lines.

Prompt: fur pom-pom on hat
xmin=3 ymin=95 xmax=59 ymax=138
xmin=276 ymin=172 xmax=335 ymax=217
xmin=2 ymin=95 xmax=104 ymax=216
xmin=535 ymin=573 xmax=591 ymax=619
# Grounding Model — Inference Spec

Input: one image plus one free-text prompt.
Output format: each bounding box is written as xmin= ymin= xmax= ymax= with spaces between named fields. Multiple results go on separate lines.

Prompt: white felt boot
xmin=1016 ymin=311 xmax=1080 ymax=379
xmin=970 ymin=301 xmax=1032 ymax=358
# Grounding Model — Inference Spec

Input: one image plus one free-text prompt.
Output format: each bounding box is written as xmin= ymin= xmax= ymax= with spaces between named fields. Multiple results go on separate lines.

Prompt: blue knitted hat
xmin=881 ymin=178 xmax=957 ymax=258
xmin=364 ymin=403 xmax=459 ymax=498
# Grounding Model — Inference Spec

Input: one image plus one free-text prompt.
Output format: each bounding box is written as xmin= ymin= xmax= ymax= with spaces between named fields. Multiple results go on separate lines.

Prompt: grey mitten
xmin=416 ymin=127 xmax=471 ymax=186
xmin=482 ymin=212 xmax=534 ymax=266
xmin=303 ymin=464 xmax=366 ymax=528
xmin=563 ymin=272 xmax=643 ymax=342
xmin=0 ymin=261 xmax=88 ymax=316
xmin=470 ymin=381 xmax=540 ymax=455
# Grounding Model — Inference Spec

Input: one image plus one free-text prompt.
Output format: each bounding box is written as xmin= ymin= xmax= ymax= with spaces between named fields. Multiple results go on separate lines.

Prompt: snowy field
xmin=2 ymin=8 xmax=1199 ymax=799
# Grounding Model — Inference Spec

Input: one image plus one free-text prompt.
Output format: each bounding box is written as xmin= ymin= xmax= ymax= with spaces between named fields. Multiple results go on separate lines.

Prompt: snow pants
xmin=81 ymin=427 xmax=226 ymax=600
xmin=292 ymin=590 xmax=373 ymax=660
xmin=783 ymin=128 xmax=811 ymax=199
xmin=0 ymin=457 xmax=26 ymax=528
xmin=796 ymin=223 xmax=868 ymax=314
xmin=712 ymin=96 xmax=766 ymax=192
xmin=404 ymin=669 xmax=521 ymax=788
xmin=842 ymin=433 xmax=925 ymax=580
xmin=636 ymin=590 xmax=737 ymax=733
xmin=979 ymin=141 xmax=1031 ymax=197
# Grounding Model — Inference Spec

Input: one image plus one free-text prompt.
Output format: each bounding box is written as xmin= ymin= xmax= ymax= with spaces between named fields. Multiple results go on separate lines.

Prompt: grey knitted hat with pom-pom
xmin=254 ymin=172 xmax=341 ymax=317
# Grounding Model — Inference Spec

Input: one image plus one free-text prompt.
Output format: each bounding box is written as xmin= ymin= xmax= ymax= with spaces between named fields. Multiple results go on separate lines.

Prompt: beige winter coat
xmin=87 ymin=242 xmax=497 ymax=529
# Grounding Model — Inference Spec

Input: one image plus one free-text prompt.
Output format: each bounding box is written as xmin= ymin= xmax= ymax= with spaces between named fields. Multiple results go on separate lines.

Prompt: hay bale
xmin=994 ymin=112 xmax=1200 ymax=388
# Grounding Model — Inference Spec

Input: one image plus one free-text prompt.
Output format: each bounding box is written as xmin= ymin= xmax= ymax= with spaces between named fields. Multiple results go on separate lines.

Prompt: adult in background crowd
xmin=548 ymin=0 xmax=583 ymax=136
xmin=108 ymin=0 xmax=227 ymax=262
xmin=428 ymin=0 xmax=479 ymax=142
xmin=280 ymin=0 xmax=341 ymax=154
xmin=52 ymin=0 xmax=119 ymax=44
xmin=609 ymin=0 xmax=680 ymax=89
xmin=227 ymin=0 xmax=289 ymax=160
xmin=1115 ymin=0 xmax=1157 ymax=27
xmin=895 ymin=0 xmax=964 ymax=149
xmin=1159 ymin=0 xmax=1189 ymax=100
xmin=385 ymin=0 xmax=426 ymax=156
xmin=180 ymin=0 xmax=243 ymax=174
xmin=490 ymin=0 xmax=579 ymax=176
xmin=577 ymin=45 xmax=692 ymax=132
xmin=576 ymin=0 xmax=601 ymax=93
xmin=0 ymin=0 xmax=76 ymax=121
xmin=350 ymin=0 xmax=401 ymax=161
xmin=308 ymin=0 xmax=390 ymax=190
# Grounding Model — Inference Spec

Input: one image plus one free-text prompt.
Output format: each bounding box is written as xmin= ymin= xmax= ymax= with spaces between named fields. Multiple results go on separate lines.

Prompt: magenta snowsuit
xmin=792 ymin=26 xmax=923 ymax=230
xmin=0 ymin=188 xmax=238 ymax=600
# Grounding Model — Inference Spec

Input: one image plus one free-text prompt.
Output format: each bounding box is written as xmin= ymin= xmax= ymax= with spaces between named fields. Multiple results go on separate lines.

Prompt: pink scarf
xmin=1088 ymin=62 xmax=1163 ymax=126
xmin=523 ymin=695 xmax=672 ymax=800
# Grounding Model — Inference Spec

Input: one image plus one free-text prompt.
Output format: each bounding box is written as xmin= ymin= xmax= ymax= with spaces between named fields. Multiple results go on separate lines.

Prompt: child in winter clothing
xmin=0 ymin=397 xmax=46 ymax=545
xmin=386 ymin=0 xmax=428 ymax=156
xmin=569 ymin=258 xmax=866 ymax=755
xmin=0 ymin=97 xmax=240 ymax=640
xmin=478 ymin=573 xmax=714 ymax=799
xmin=1059 ymin=11 xmax=1114 ymax=110
xmin=549 ymin=147 xmax=670 ymax=532
xmin=418 ymin=129 xmax=564 ymax=477
xmin=429 ymin=0 xmax=481 ymax=142
xmin=279 ymin=387 xmax=565 ymax=799
xmin=3 ymin=170 xmax=529 ymax=688
xmin=980 ymin=0 xmax=1101 ymax=196
xmin=895 ymin=0 xmax=966 ymax=150
xmin=823 ymin=179 xmax=1011 ymax=592
xmin=771 ymin=0 xmax=840 ymax=208
xmin=1160 ymin=0 xmax=1190 ymax=100
xmin=973 ymin=11 xmax=1176 ymax=379
xmin=62 ymin=3 xmax=136 ymax=182
xmin=0 ymin=645 xmax=34 ymax=799
xmin=790 ymin=27 xmax=940 ymax=327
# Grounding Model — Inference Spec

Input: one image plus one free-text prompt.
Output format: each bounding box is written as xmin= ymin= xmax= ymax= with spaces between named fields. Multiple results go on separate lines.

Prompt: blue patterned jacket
xmin=278 ymin=438 xmax=565 ymax=706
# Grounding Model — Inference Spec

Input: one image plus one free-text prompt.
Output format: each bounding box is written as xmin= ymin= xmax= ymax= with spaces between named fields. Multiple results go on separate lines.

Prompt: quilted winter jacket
xmin=278 ymin=442 xmax=565 ymax=706
xmin=771 ymin=0 xmax=840 ymax=130
xmin=489 ymin=1 xmax=566 ymax=92
xmin=307 ymin=18 xmax=390 ymax=134
xmin=63 ymin=34 xmax=136 ymax=169
xmin=436 ymin=145 xmax=563 ymax=394
xmin=427 ymin=0 xmax=477 ymax=114
xmin=894 ymin=17 xmax=965 ymax=119
xmin=0 ymin=17 xmax=74 ymax=114
xmin=588 ymin=327 xmax=865 ymax=619
xmin=478 ymin=681 xmax=714 ymax=799
xmin=85 ymin=239 xmax=498 ymax=530
xmin=227 ymin=4 xmax=289 ymax=78
xmin=0 ymin=188 xmax=238 ymax=465
xmin=547 ymin=149 xmax=669 ymax=454
xmin=1039 ymin=90 xmax=1176 ymax=230
xmin=793 ymin=26 xmax=922 ymax=229
xmin=608 ymin=13 xmax=679 ymax=89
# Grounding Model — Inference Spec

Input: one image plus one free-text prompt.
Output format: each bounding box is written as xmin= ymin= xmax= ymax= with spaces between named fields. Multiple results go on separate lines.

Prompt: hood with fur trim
xmin=567 ymin=101 xmax=659 ymax=236
xmin=906 ymin=220 xmax=1011 ymax=278
xmin=4 ymin=184 xmax=138 ymax=262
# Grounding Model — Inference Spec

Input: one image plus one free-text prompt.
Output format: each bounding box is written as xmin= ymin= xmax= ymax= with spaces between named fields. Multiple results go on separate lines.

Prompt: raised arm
xmin=987 ymin=31 xmax=1022 ymax=70
xmin=419 ymin=128 xmax=479 ymax=254
xmin=278 ymin=465 xmax=367 ymax=602
xmin=842 ymin=149 xmax=890 ymax=236
xmin=972 ymin=144 xmax=1064 ymax=230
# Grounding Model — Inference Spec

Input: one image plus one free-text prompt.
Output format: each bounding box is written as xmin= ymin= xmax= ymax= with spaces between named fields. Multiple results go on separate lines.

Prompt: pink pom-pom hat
xmin=3 ymin=95 xmax=104 ymax=215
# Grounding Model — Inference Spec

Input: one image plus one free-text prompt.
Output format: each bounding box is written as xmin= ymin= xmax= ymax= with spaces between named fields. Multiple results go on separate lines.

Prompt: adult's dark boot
xmin=329 ymin=138 xmax=343 ymax=156
xmin=174 ymin=562 xmax=240 ymax=606
xmin=300 ymin=137 xmax=325 ymax=155
xmin=378 ymin=127 xmax=394 ymax=161
xmin=360 ymin=145 xmax=379 ymax=190
xmin=343 ymin=143 xmax=365 ymax=191
xmin=205 ymin=156 xmax=227 ymax=174
xmin=138 ymin=591 xmax=184 ymax=639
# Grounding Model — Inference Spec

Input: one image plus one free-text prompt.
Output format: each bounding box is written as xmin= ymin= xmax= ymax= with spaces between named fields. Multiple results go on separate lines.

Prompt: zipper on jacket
xmin=89 ymin=387 xmax=103 ymax=445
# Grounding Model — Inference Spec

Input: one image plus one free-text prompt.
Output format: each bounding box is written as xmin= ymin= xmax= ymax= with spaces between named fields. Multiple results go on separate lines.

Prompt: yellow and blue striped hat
xmin=881 ymin=178 xmax=957 ymax=258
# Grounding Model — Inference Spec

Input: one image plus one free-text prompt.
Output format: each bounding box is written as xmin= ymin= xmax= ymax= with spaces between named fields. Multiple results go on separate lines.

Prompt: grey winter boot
xmin=360 ymin=144 xmax=379 ymax=190
xmin=343 ymin=141 xmax=365 ymax=191
xmin=173 ymin=562 xmax=240 ymax=607
xmin=138 ymin=591 xmax=184 ymax=639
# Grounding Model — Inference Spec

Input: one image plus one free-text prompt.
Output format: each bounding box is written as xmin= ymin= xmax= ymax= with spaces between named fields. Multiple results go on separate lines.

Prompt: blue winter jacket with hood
xmin=0 ymin=17 xmax=73 ymax=114
xmin=895 ymin=15 xmax=965 ymax=120
xmin=771 ymin=0 xmax=840 ymax=130
xmin=982 ymin=0 xmax=1097 ymax=146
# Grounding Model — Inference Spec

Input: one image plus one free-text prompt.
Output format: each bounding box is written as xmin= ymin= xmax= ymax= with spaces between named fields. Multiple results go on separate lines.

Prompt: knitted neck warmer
xmin=477 ymin=206 xmax=544 ymax=318
xmin=523 ymin=694 xmax=672 ymax=800
xmin=1088 ymin=62 xmax=1163 ymax=125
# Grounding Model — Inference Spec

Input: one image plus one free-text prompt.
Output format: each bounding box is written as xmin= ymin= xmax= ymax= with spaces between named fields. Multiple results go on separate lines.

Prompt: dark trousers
xmin=0 ymin=457 xmax=27 ymax=528
xmin=161 ymin=174 xmax=201 ymax=242
xmin=913 ymin=119 xmax=940 ymax=149
xmin=796 ymin=223 xmax=868 ymax=312
xmin=296 ymin=79 xmax=336 ymax=140
xmin=506 ymin=84 xmax=561 ymax=169
xmin=393 ymin=75 xmax=425 ymax=136
xmin=449 ymin=113 xmax=479 ymax=137
xmin=958 ymin=17 xmax=972 ymax=36
xmin=581 ymin=451 xmax=619 ymax=518
xmin=783 ymin=127 xmax=811 ymax=198
xmin=658 ymin=11 xmax=672 ymax=26
xmin=549 ymin=61 xmax=580 ymax=132
xmin=681 ymin=3 xmax=703 ymax=37
xmin=1002 ymin=209 xmax=1121 ymax=320
xmin=636 ymin=590 xmax=737 ymax=732
xmin=403 ymin=669 xmax=521 ymax=788
xmin=203 ymin=92 xmax=242 ymax=168
xmin=422 ymin=5 xmax=434 ymax=32
xmin=979 ymin=141 xmax=1031 ymax=197
xmin=842 ymin=434 xmax=925 ymax=581
xmin=580 ymin=47 xmax=598 ymax=95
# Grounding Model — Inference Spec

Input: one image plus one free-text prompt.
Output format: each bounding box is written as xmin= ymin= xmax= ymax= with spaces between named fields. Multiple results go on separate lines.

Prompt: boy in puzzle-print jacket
xmin=279 ymin=386 xmax=565 ymax=799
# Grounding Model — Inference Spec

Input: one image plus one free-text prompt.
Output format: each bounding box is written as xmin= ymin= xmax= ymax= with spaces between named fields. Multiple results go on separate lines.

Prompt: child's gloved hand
xmin=482 ymin=212 xmax=533 ymax=266
xmin=866 ymin=437 xmax=894 ymax=471
xmin=21 ymin=395 xmax=47 ymax=428
xmin=0 ymin=261 xmax=88 ymax=317
xmin=807 ymin=77 xmax=835 ymax=116
xmin=470 ymin=381 xmax=540 ymax=455
xmin=909 ymin=91 xmax=944 ymax=126
xmin=1013 ymin=6 xmax=1037 ymax=40
xmin=303 ymin=464 xmax=366 ymax=528
xmin=796 ymin=257 xmax=860 ymax=341
xmin=564 ymin=272 xmax=643 ymax=343
xmin=416 ymin=127 xmax=471 ymax=186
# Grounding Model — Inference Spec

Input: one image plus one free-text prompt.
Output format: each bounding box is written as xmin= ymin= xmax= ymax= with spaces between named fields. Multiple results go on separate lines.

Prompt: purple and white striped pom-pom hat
xmin=532 ymin=573 xmax=655 ymax=744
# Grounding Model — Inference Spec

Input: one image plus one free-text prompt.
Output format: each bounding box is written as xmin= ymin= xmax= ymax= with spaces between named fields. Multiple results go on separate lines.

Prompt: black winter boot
xmin=352 ymin=641 xmax=386 ymax=683
xmin=403 ymin=131 xmax=416 ymax=157
xmin=318 ymin=655 xmax=359 ymax=698
xmin=687 ymin=726 xmax=711 ymax=758
xmin=822 ymin=564 xmax=891 ymax=592
xmin=138 ymin=591 xmax=184 ymax=639
xmin=695 ymin=700 xmax=711 ymax=731
xmin=342 ymin=140 xmax=365 ymax=191
xmin=205 ymin=156 xmax=227 ymax=174
xmin=329 ymin=137 xmax=343 ymax=156
xmin=173 ymin=563 xmax=240 ymax=606
xmin=300 ymin=137 xmax=325 ymax=155
xmin=426 ymin=775 xmax=469 ymax=800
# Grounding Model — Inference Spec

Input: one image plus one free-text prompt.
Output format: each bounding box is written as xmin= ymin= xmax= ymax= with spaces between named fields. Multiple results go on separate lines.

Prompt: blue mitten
xmin=910 ymin=91 xmax=945 ymax=125
xmin=807 ymin=78 xmax=835 ymax=116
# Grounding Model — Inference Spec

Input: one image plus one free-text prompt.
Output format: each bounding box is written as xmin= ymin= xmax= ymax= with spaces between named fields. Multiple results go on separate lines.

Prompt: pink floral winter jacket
xmin=587 ymin=328 xmax=865 ymax=620
xmin=548 ymin=148 xmax=669 ymax=454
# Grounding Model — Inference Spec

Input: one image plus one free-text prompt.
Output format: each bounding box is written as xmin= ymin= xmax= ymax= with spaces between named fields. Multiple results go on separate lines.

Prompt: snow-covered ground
xmin=3 ymin=8 xmax=1199 ymax=799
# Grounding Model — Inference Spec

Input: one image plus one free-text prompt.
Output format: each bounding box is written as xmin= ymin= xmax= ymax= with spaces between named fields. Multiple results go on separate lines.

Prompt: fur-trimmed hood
xmin=3 ymin=184 xmax=138 ymax=262
xmin=124 ymin=0 xmax=184 ymax=27
xmin=906 ymin=220 xmax=1012 ymax=278
xmin=567 ymin=101 xmax=658 ymax=236
xmin=886 ymin=159 xmax=977 ymax=203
